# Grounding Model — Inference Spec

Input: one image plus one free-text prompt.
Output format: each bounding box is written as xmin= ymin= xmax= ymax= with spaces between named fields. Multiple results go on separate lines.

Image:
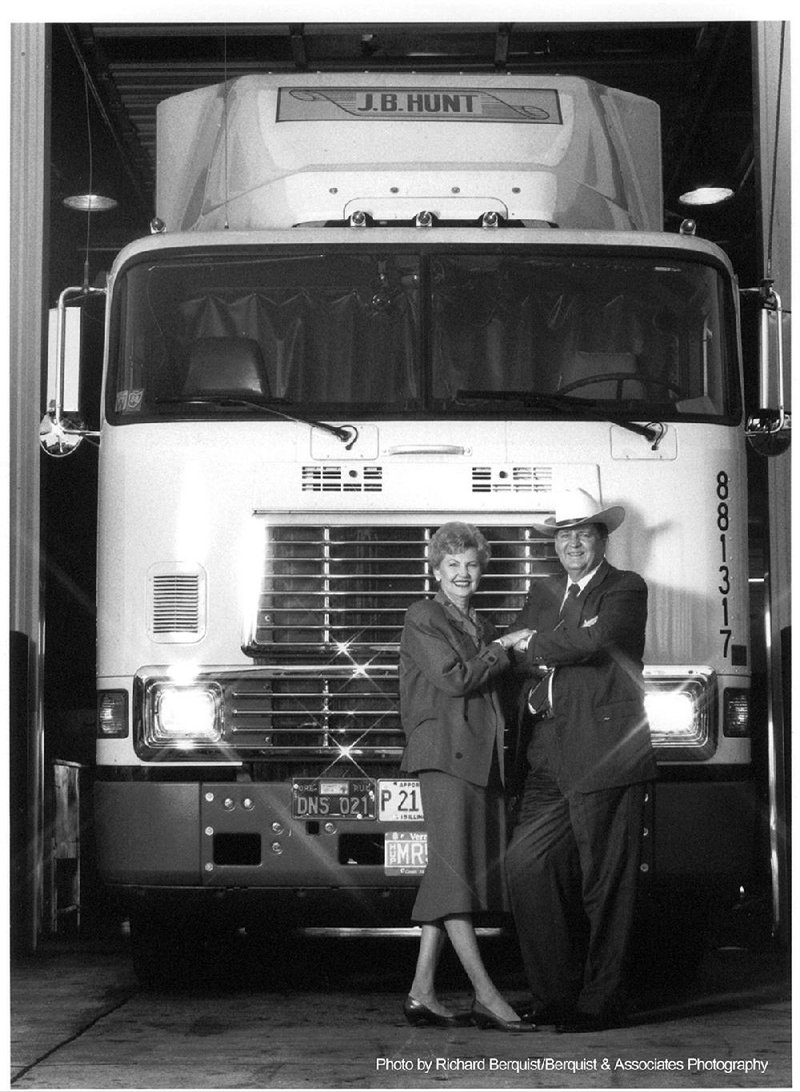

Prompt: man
xmin=505 ymin=488 xmax=657 ymax=1033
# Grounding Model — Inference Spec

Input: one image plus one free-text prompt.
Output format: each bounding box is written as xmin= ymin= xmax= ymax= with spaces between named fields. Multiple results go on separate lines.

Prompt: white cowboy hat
xmin=532 ymin=488 xmax=626 ymax=536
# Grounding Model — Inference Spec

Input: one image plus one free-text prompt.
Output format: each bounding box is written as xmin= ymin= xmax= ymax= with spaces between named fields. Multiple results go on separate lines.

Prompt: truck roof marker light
xmin=481 ymin=211 xmax=500 ymax=229
xmin=349 ymin=210 xmax=368 ymax=228
xmin=415 ymin=211 xmax=434 ymax=228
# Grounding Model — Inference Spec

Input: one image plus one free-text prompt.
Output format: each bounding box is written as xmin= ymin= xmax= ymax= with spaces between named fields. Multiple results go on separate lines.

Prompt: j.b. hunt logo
xmin=277 ymin=87 xmax=561 ymax=124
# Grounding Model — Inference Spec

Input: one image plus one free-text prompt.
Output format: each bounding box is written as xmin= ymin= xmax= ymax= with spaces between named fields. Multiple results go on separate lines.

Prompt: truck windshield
xmin=108 ymin=246 xmax=739 ymax=422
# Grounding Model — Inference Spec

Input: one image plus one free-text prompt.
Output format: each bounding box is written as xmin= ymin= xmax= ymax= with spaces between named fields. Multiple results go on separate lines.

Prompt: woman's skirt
xmin=411 ymin=767 xmax=508 ymax=923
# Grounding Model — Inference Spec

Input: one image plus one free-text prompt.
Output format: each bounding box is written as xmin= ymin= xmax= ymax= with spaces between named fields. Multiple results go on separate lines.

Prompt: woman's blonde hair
xmin=428 ymin=522 xmax=491 ymax=572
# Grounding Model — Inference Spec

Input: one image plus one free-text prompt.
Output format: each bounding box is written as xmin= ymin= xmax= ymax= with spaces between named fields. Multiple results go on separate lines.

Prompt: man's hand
xmin=501 ymin=628 xmax=535 ymax=652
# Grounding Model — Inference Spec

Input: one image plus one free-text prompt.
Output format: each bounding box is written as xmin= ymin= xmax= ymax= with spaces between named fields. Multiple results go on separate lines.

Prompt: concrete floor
xmin=9 ymin=929 xmax=792 ymax=1090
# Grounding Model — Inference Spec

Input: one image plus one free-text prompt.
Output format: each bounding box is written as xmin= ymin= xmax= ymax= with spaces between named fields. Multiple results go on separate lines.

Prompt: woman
xmin=399 ymin=522 xmax=535 ymax=1033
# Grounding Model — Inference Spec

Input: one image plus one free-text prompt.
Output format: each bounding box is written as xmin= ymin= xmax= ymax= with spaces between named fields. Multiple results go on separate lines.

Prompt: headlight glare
xmin=146 ymin=683 xmax=222 ymax=748
xmin=643 ymin=673 xmax=715 ymax=760
xmin=644 ymin=691 xmax=696 ymax=739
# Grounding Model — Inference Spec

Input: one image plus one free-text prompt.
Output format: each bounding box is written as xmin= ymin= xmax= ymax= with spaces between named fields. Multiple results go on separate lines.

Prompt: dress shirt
xmin=559 ymin=563 xmax=603 ymax=607
xmin=529 ymin=563 xmax=603 ymax=716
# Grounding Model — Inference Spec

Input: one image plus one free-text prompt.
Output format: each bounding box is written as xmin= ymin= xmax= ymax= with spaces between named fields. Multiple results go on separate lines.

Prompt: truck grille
xmin=247 ymin=523 xmax=558 ymax=651
xmin=217 ymin=523 xmax=559 ymax=767
xmin=224 ymin=666 xmax=402 ymax=756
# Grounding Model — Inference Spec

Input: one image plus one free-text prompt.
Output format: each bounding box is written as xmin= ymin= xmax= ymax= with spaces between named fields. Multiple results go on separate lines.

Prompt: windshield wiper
xmin=455 ymin=389 xmax=664 ymax=446
xmin=154 ymin=396 xmax=359 ymax=448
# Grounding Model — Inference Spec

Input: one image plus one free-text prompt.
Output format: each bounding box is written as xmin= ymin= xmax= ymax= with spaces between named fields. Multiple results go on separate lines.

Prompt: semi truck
xmin=43 ymin=72 xmax=788 ymax=981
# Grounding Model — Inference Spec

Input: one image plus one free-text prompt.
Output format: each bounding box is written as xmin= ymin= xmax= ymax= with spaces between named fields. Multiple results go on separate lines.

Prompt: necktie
xmin=560 ymin=583 xmax=582 ymax=628
xmin=527 ymin=585 xmax=583 ymax=718
xmin=528 ymin=586 xmax=580 ymax=717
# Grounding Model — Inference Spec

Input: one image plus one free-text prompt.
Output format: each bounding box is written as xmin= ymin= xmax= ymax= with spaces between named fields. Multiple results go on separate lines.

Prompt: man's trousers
xmin=505 ymin=758 xmax=647 ymax=1017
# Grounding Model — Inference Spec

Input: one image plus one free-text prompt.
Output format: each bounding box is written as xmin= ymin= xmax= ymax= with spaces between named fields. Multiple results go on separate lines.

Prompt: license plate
xmin=377 ymin=779 xmax=424 ymax=822
xmin=291 ymin=778 xmax=376 ymax=820
xmin=385 ymin=831 xmax=428 ymax=875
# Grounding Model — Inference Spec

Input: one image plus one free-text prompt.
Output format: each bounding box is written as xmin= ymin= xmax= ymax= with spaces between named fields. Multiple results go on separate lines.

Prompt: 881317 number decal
xmin=716 ymin=470 xmax=732 ymax=660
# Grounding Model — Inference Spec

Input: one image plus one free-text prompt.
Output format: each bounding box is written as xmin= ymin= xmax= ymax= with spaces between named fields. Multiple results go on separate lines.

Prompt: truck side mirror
xmin=742 ymin=283 xmax=790 ymax=458
xmin=746 ymin=408 xmax=791 ymax=456
xmin=39 ymin=285 xmax=106 ymax=457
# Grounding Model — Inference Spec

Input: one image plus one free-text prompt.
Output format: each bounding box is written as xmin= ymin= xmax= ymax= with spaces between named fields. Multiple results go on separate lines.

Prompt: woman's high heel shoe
xmin=471 ymin=999 xmax=538 ymax=1032
xmin=404 ymin=996 xmax=471 ymax=1028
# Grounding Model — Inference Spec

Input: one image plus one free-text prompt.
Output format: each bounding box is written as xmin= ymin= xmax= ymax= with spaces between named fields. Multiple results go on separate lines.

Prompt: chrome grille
xmin=229 ymin=523 xmax=559 ymax=766
xmin=248 ymin=523 xmax=559 ymax=650
xmin=223 ymin=667 xmax=402 ymax=755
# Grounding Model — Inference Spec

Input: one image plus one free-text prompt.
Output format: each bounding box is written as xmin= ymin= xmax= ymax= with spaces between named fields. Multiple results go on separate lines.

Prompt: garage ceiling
xmin=51 ymin=21 xmax=762 ymax=278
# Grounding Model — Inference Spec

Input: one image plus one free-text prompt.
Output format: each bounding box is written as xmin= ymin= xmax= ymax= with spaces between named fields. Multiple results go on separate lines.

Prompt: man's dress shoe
xmin=517 ymin=1003 xmax=574 ymax=1026
xmin=555 ymin=1009 xmax=621 ymax=1033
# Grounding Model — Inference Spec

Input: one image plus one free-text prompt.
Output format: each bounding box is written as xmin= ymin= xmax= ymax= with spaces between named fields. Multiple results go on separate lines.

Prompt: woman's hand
xmin=499 ymin=628 xmax=534 ymax=652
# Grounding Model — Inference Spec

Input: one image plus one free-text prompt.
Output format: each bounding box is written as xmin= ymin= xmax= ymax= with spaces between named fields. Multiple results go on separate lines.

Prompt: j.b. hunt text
xmin=357 ymin=91 xmax=477 ymax=114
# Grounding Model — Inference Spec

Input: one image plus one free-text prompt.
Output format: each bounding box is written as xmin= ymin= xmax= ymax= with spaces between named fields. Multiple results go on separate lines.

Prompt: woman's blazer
xmin=399 ymin=592 xmax=510 ymax=787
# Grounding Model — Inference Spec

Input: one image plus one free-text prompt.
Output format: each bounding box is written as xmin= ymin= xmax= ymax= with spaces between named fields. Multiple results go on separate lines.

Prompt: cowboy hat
xmin=532 ymin=488 xmax=626 ymax=536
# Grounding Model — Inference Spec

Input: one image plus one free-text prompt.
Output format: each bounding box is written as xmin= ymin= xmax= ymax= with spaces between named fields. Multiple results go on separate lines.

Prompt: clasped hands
xmin=497 ymin=627 xmax=534 ymax=653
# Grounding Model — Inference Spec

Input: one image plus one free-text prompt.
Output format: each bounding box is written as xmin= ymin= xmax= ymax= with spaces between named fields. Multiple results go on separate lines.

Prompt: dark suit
xmin=399 ymin=591 xmax=509 ymax=786
xmin=505 ymin=559 xmax=657 ymax=1019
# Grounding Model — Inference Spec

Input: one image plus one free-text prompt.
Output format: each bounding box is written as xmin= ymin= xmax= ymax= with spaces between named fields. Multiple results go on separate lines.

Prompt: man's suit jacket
xmin=512 ymin=559 xmax=657 ymax=793
xmin=399 ymin=591 xmax=510 ymax=787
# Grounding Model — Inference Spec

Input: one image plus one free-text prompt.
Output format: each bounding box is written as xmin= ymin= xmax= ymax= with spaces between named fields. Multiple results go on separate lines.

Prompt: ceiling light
xmin=63 ymin=193 xmax=118 ymax=212
xmin=678 ymin=186 xmax=734 ymax=207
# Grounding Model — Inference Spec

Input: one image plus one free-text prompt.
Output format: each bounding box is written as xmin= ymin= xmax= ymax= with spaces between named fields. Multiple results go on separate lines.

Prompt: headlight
xmin=645 ymin=691 xmax=696 ymax=738
xmin=144 ymin=682 xmax=223 ymax=750
xmin=644 ymin=674 xmax=715 ymax=760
